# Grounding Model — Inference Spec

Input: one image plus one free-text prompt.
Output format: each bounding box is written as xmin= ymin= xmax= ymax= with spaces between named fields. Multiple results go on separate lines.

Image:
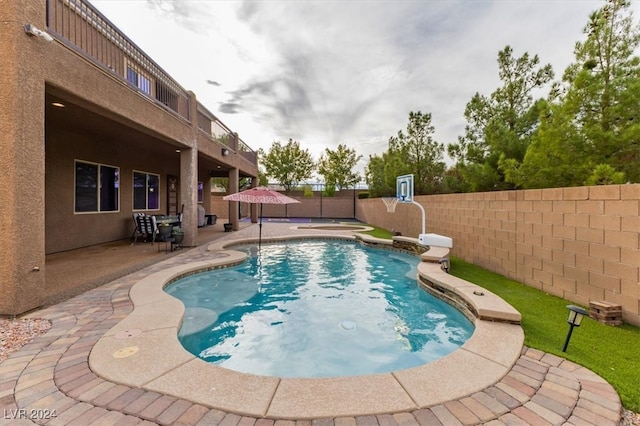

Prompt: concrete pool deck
xmin=1 ymin=223 xmax=622 ymax=424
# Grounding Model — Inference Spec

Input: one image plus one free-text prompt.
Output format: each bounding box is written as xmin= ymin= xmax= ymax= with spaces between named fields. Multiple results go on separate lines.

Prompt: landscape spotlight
xmin=562 ymin=305 xmax=588 ymax=352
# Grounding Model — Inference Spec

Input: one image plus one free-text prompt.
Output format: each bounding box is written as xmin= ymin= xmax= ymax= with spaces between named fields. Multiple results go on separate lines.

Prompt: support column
xmin=250 ymin=176 xmax=258 ymax=224
xmin=228 ymin=168 xmax=240 ymax=230
xmin=180 ymin=147 xmax=198 ymax=246
xmin=0 ymin=0 xmax=46 ymax=314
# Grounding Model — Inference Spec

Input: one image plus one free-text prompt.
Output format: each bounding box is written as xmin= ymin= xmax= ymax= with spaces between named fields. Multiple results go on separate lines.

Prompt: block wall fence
xmin=356 ymin=184 xmax=640 ymax=327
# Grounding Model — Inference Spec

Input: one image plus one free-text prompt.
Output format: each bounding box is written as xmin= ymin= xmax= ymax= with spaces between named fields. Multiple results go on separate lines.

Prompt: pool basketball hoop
xmin=382 ymin=197 xmax=399 ymax=213
xmin=396 ymin=174 xmax=414 ymax=203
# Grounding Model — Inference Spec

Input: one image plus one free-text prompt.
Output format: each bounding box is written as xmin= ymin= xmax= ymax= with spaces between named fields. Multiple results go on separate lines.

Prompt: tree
xmin=512 ymin=0 xmax=640 ymax=187
xmin=365 ymin=149 xmax=409 ymax=197
xmin=317 ymin=144 xmax=362 ymax=192
xmin=388 ymin=111 xmax=446 ymax=195
xmin=259 ymin=139 xmax=314 ymax=193
xmin=449 ymin=46 xmax=554 ymax=191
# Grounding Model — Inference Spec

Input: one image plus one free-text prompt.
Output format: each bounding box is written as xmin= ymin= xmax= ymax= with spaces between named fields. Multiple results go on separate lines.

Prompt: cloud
xmin=92 ymin=0 xmax=640 ymax=173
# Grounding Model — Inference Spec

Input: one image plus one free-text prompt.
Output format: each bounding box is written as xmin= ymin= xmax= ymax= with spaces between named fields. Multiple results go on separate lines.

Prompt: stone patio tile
xmin=505 ymin=370 xmax=542 ymax=390
xmin=65 ymin=376 xmax=106 ymax=399
xmin=539 ymin=379 xmax=579 ymax=400
xmin=514 ymin=356 xmax=548 ymax=375
xmin=443 ymin=400 xmax=481 ymax=425
xmin=91 ymin=383 xmax=130 ymax=406
xmin=392 ymin=413 xmax=418 ymax=426
xmin=0 ymin=379 xmax=17 ymax=399
xmin=411 ymin=409 xmax=442 ymax=426
xmin=496 ymin=413 xmax=530 ymax=425
xmin=295 ymin=421 xmax=312 ymax=426
xmin=54 ymin=362 xmax=92 ymax=386
xmin=219 ymin=412 xmax=242 ymax=426
xmin=278 ymin=371 xmax=414 ymax=418
xmin=394 ymin=349 xmax=508 ymax=408
xmin=22 ymin=389 xmax=74 ymax=413
xmin=89 ymin=410 xmax=128 ymax=425
xmin=510 ymin=406 xmax=552 ymax=426
xmin=273 ymin=420 xmax=295 ymax=426
xmin=254 ymin=418 xmax=275 ymax=426
xmin=138 ymin=394 xmax=177 ymax=421
xmin=484 ymin=386 xmax=521 ymax=409
xmin=311 ymin=418 xmax=334 ymax=426
xmin=522 ymin=401 xmax=564 ymax=425
xmin=334 ymin=417 xmax=357 ymax=426
xmin=539 ymin=353 xmax=563 ymax=367
xmin=74 ymin=380 xmax=117 ymax=402
xmin=57 ymin=372 xmax=98 ymax=393
xmin=575 ymin=397 xmax=620 ymax=422
xmin=46 ymin=402 xmax=94 ymax=426
xmin=238 ymin=416 xmax=257 ymax=426
xmin=122 ymin=391 xmax=163 ymax=416
xmin=544 ymin=372 xmax=580 ymax=391
xmin=459 ymin=396 xmax=496 ymax=422
xmin=66 ymin=406 xmax=109 ymax=426
xmin=523 ymin=347 xmax=545 ymax=361
xmin=511 ymin=364 xmax=545 ymax=382
xmin=536 ymin=384 xmax=578 ymax=408
xmin=376 ymin=414 xmax=398 ymax=426
xmin=355 ymin=415 xmax=378 ymax=426
xmin=14 ymin=368 xmax=55 ymax=393
xmin=14 ymin=380 xmax=57 ymax=408
xmin=471 ymin=392 xmax=510 ymax=417
xmin=195 ymin=409 xmax=228 ymax=426
xmin=579 ymin=389 xmax=620 ymax=412
xmin=494 ymin=382 xmax=530 ymax=404
xmin=530 ymin=394 xmax=572 ymax=418
xmin=155 ymin=398 xmax=193 ymax=425
xmin=173 ymin=404 xmax=210 ymax=425
xmin=430 ymin=405 xmax=462 ymax=426
xmin=572 ymin=406 xmax=619 ymax=426
xmin=105 ymin=388 xmax=146 ymax=411
xmin=580 ymin=380 xmax=620 ymax=400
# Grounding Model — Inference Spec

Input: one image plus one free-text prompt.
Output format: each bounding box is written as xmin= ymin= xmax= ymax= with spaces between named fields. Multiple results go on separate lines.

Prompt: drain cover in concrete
xmin=113 ymin=346 xmax=139 ymax=358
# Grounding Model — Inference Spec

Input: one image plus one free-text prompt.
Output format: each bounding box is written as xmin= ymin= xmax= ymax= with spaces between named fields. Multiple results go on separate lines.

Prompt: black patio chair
xmin=131 ymin=213 xmax=147 ymax=244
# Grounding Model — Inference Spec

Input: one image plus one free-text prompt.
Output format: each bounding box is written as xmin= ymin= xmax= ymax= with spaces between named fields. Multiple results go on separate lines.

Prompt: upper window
xmin=133 ymin=171 xmax=160 ymax=210
xmin=126 ymin=65 xmax=151 ymax=95
xmin=75 ymin=161 xmax=119 ymax=213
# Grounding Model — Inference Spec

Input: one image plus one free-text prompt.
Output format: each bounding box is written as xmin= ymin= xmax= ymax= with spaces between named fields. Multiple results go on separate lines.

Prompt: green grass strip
xmin=358 ymin=226 xmax=639 ymax=410
xmin=450 ymin=256 xmax=640 ymax=412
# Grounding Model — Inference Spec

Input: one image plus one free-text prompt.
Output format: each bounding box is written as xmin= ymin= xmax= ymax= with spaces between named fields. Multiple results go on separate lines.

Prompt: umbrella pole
xmin=259 ymin=203 xmax=263 ymax=248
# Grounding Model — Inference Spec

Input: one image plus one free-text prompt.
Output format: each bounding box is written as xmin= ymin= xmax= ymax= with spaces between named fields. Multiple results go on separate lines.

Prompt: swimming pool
xmin=165 ymin=239 xmax=474 ymax=378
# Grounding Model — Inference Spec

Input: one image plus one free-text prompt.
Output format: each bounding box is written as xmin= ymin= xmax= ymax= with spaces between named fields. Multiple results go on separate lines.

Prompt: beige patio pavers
xmin=0 ymin=222 xmax=623 ymax=424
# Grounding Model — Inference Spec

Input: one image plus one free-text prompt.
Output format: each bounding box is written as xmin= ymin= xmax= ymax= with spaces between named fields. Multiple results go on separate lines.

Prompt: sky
xmin=90 ymin=0 xmax=639 ymax=175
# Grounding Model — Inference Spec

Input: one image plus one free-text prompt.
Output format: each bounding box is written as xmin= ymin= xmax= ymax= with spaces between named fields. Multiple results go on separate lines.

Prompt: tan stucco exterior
xmin=0 ymin=0 xmax=258 ymax=315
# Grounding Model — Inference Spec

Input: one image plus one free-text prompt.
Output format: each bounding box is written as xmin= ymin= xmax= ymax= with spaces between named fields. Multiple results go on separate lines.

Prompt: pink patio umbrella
xmin=223 ymin=186 xmax=300 ymax=247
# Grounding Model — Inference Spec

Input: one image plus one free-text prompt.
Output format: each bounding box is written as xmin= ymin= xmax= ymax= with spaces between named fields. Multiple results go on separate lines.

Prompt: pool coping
xmin=89 ymin=234 xmax=525 ymax=419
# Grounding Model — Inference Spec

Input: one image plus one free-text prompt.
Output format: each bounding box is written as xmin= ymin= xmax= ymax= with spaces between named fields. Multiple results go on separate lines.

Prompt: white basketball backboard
xmin=396 ymin=174 xmax=414 ymax=203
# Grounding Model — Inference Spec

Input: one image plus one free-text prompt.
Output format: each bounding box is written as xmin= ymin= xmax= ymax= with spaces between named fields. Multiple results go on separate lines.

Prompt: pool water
xmin=165 ymin=240 xmax=474 ymax=378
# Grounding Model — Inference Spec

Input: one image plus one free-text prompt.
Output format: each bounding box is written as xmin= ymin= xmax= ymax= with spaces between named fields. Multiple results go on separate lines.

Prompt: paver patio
xmin=0 ymin=222 xmax=622 ymax=425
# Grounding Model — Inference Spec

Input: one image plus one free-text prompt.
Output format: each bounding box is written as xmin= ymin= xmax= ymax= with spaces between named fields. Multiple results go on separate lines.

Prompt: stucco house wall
xmin=0 ymin=0 xmax=258 ymax=315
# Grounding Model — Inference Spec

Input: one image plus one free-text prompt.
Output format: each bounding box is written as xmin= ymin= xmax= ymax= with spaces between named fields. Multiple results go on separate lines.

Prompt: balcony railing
xmin=45 ymin=0 xmax=257 ymax=167
xmin=46 ymin=0 xmax=191 ymax=121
